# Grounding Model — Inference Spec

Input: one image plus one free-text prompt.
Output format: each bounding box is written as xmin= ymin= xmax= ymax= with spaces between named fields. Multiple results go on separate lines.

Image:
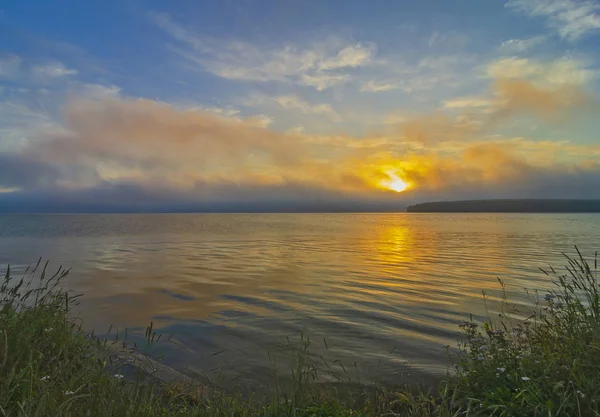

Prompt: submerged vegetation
xmin=1 ymin=249 xmax=599 ymax=416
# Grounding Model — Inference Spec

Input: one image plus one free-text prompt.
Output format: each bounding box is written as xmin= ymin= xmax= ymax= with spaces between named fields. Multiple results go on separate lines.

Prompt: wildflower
xmin=496 ymin=367 xmax=506 ymax=373
xmin=43 ymin=328 xmax=53 ymax=333
xmin=521 ymin=376 xmax=530 ymax=381
xmin=65 ymin=391 xmax=75 ymax=395
xmin=577 ymin=390 xmax=585 ymax=399
xmin=114 ymin=374 xmax=124 ymax=380
xmin=40 ymin=376 xmax=50 ymax=381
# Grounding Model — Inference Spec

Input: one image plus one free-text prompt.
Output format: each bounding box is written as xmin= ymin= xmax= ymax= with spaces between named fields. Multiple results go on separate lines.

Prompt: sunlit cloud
xmin=443 ymin=97 xmax=495 ymax=109
xmin=2 ymin=64 xmax=599 ymax=209
xmin=487 ymin=57 xmax=597 ymax=86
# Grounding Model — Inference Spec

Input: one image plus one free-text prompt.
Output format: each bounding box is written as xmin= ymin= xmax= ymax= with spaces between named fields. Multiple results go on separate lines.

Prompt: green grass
xmin=1 ymin=248 xmax=599 ymax=416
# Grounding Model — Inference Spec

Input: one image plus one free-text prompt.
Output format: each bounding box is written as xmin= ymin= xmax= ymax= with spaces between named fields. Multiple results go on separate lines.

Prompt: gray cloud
xmin=0 ymin=153 xmax=60 ymax=188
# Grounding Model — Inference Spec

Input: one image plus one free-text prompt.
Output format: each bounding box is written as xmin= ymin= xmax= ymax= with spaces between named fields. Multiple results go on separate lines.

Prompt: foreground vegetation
xmin=1 ymin=249 xmax=599 ymax=416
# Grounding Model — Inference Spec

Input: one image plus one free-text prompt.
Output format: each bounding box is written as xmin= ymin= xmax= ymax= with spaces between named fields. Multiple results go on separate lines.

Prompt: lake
xmin=0 ymin=213 xmax=598 ymax=389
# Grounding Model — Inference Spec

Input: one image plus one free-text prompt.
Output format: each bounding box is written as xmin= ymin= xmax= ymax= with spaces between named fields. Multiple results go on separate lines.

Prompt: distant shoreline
xmin=406 ymin=199 xmax=600 ymax=213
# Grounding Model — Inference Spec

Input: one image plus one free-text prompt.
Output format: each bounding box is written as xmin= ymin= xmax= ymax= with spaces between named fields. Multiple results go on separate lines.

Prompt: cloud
xmin=507 ymin=0 xmax=600 ymax=41
xmin=0 ymin=152 xmax=60 ymax=188
xmin=31 ymin=62 xmax=78 ymax=81
xmin=394 ymin=74 xmax=597 ymax=145
xmin=29 ymin=97 xmax=310 ymax=175
xmin=78 ymin=83 xmax=122 ymax=100
xmin=246 ymin=114 xmax=273 ymax=128
xmin=191 ymin=106 xmax=240 ymax=117
xmin=275 ymin=95 xmax=341 ymax=121
xmin=360 ymin=80 xmax=400 ymax=93
xmin=487 ymin=57 xmax=596 ymax=86
xmin=1 ymin=60 xmax=599 ymax=211
xmin=0 ymin=54 xmax=81 ymax=84
xmin=427 ymin=31 xmax=470 ymax=49
xmin=150 ymin=11 xmax=376 ymax=91
xmin=490 ymin=78 xmax=594 ymax=122
xmin=317 ymin=43 xmax=375 ymax=70
xmin=300 ymin=73 xmax=350 ymax=91
xmin=498 ymin=35 xmax=547 ymax=54
xmin=443 ymin=97 xmax=495 ymax=109
xmin=0 ymin=54 xmax=21 ymax=79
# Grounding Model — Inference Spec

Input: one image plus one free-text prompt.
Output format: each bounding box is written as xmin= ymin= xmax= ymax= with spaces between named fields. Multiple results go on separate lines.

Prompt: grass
xmin=0 ymin=248 xmax=599 ymax=416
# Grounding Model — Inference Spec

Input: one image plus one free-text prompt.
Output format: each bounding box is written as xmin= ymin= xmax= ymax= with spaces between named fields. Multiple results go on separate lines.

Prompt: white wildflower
xmin=43 ymin=328 xmax=53 ymax=333
xmin=65 ymin=391 xmax=75 ymax=395
xmin=114 ymin=374 xmax=124 ymax=379
xmin=496 ymin=367 xmax=506 ymax=373
xmin=577 ymin=390 xmax=585 ymax=399
xmin=40 ymin=376 xmax=50 ymax=381
xmin=521 ymin=376 xmax=530 ymax=381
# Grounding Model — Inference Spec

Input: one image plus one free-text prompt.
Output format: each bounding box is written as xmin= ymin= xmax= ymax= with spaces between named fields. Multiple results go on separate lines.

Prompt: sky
xmin=0 ymin=0 xmax=599 ymax=212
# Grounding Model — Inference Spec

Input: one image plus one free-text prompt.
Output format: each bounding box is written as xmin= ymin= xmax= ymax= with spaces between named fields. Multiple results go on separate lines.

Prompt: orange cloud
xmin=7 ymin=72 xmax=598 ymax=204
xmin=491 ymin=78 xmax=594 ymax=122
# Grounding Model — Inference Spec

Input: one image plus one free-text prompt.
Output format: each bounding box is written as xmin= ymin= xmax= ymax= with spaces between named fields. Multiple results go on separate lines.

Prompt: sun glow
xmin=380 ymin=172 xmax=410 ymax=193
xmin=389 ymin=178 xmax=408 ymax=192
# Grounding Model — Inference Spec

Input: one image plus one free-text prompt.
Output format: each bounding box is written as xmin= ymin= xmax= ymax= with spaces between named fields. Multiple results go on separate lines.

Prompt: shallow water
xmin=0 ymin=213 xmax=598 ymax=388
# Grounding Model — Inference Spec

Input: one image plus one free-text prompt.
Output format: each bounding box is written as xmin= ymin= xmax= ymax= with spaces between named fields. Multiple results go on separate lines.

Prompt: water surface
xmin=0 ymin=213 xmax=597 ymax=387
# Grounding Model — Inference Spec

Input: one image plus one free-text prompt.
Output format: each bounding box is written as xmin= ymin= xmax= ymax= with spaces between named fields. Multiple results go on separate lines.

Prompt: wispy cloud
xmin=360 ymin=80 xmax=400 ymax=93
xmin=150 ymin=11 xmax=376 ymax=91
xmin=427 ymin=31 xmax=470 ymax=49
xmin=0 ymin=54 xmax=21 ymax=79
xmin=499 ymin=35 xmax=547 ymax=54
xmin=507 ymin=0 xmax=600 ymax=41
xmin=275 ymin=95 xmax=341 ymax=121
xmin=31 ymin=62 xmax=78 ymax=81
xmin=78 ymin=83 xmax=122 ymax=100
xmin=443 ymin=97 xmax=495 ymax=109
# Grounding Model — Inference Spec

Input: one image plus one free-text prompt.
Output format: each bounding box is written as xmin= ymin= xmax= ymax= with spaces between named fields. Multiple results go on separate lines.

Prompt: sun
xmin=389 ymin=178 xmax=408 ymax=193
xmin=379 ymin=172 xmax=410 ymax=193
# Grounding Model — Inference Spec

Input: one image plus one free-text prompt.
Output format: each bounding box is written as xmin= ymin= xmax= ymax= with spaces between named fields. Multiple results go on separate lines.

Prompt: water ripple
xmin=0 ymin=213 xmax=598 ymax=386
